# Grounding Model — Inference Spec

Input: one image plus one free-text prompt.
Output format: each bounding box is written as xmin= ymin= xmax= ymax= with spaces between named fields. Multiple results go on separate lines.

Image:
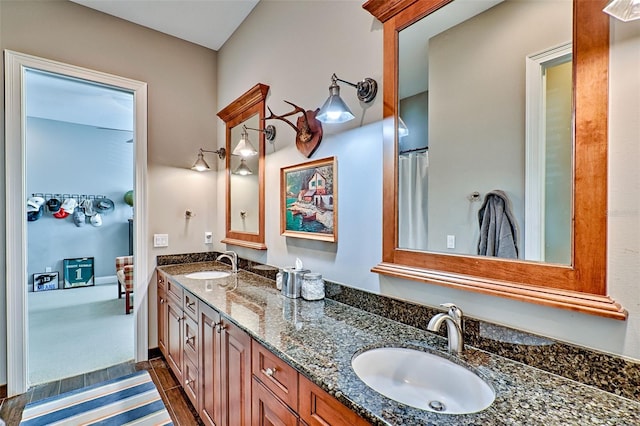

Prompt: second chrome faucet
xmin=216 ymin=250 xmax=238 ymax=273
xmin=427 ymin=303 xmax=464 ymax=354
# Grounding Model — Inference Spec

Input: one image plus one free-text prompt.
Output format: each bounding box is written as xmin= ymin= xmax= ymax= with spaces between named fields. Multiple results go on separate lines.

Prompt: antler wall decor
xmin=264 ymin=100 xmax=323 ymax=158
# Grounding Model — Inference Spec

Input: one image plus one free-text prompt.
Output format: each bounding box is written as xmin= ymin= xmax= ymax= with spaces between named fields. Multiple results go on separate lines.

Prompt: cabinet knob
xmin=185 ymin=335 xmax=195 ymax=344
xmin=215 ymin=322 xmax=227 ymax=333
xmin=264 ymin=367 xmax=277 ymax=377
xmin=160 ymin=298 xmax=165 ymax=304
xmin=187 ymin=301 xmax=196 ymax=308
xmin=185 ymin=379 xmax=194 ymax=386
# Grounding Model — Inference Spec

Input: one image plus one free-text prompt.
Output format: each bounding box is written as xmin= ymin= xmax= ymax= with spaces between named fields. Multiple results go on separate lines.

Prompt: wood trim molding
xmin=217 ymin=83 xmax=269 ymax=123
xmin=372 ymin=262 xmax=626 ymax=320
xmin=221 ymin=238 xmax=267 ymax=250
xmin=364 ymin=0 xmax=626 ymax=319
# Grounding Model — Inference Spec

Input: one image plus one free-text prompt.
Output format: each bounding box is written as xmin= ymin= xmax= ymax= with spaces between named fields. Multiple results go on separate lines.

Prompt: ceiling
xmin=26 ymin=1 xmax=260 ymax=131
xmin=70 ymin=0 xmax=260 ymax=51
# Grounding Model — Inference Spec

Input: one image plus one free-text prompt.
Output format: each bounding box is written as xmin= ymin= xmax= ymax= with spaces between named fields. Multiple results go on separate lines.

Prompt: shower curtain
xmin=398 ymin=151 xmax=429 ymax=250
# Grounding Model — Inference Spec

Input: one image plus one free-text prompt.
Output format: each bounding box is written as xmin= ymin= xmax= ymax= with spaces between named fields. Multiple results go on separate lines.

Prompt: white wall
xmin=217 ymin=1 xmax=640 ymax=361
xmin=26 ymin=118 xmax=133 ymax=283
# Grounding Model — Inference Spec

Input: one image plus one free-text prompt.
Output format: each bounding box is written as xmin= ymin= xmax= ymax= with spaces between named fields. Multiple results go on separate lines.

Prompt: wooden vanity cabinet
xmin=165 ymin=294 xmax=184 ymax=384
xmin=200 ymin=302 xmax=222 ymax=426
xmin=155 ymin=274 xmax=368 ymax=425
xmin=157 ymin=272 xmax=167 ymax=355
xmin=299 ymin=376 xmax=369 ymax=426
xmin=199 ymin=301 xmax=252 ymax=426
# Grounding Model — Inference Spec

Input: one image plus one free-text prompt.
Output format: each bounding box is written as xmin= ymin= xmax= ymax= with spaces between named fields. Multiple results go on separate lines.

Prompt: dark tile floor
xmin=0 ymin=357 xmax=203 ymax=426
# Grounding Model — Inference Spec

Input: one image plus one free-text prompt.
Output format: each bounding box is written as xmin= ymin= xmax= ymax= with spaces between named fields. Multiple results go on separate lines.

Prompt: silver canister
xmin=279 ymin=267 xmax=310 ymax=298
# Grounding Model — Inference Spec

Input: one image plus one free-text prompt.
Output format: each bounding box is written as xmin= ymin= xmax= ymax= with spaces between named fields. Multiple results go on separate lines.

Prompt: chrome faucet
xmin=427 ymin=303 xmax=464 ymax=354
xmin=216 ymin=250 xmax=238 ymax=273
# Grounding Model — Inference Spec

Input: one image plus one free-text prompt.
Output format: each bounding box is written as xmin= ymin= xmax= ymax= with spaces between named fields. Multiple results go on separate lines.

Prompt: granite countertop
xmin=157 ymin=261 xmax=640 ymax=426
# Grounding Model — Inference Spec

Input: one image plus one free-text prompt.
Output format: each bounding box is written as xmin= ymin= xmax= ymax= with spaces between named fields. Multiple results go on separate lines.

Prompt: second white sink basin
xmin=185 ymin=271 xmax=231 ymax=280
xmin=351 ymin=347 xmax=494 ymax=414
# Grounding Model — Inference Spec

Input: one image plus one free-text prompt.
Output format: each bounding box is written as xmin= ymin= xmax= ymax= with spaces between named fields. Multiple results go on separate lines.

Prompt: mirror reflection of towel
xmin=477 ymin=190 xmax=519 ymax=259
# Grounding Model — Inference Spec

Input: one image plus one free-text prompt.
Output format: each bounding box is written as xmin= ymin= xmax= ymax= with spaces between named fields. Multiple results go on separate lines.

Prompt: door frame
xmin=4 ymin=50 xmax=149 ymax=396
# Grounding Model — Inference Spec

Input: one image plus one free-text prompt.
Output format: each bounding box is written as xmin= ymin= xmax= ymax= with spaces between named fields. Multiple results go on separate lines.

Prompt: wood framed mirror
xmin=363 ymin=0 xmax=626 ymax=319
xmin=217 ymin=83 xmax=268 ymax=250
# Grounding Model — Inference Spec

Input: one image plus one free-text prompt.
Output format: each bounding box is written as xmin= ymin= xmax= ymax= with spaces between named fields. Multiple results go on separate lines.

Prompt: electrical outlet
xmin=204 ymin=231 xmax=213 ymax=244
xmin=447 ymin=235 xmax=455 ymax=249
xmin=154 ymin=233 xmax=169 ymax=247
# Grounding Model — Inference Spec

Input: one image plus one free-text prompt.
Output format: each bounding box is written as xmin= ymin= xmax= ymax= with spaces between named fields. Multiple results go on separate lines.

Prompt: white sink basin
xmin=185 ymin=271 xmax=231 ymax=280
xmin=351 ymin=347 xmax=494 ymax=414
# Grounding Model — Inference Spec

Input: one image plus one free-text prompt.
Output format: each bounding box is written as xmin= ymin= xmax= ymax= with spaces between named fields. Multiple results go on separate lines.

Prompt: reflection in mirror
xmin=230 ymin=114 xmax=260 ymax=233
xmin=397 ymin=0 xmax=572 ymax=263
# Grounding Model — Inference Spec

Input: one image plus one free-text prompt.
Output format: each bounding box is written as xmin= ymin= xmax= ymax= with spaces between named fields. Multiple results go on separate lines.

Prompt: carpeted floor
xmin=28 ymin=284 xmax=134 ymax=386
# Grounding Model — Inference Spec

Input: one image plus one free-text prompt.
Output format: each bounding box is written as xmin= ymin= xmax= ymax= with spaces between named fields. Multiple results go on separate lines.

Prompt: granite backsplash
xmin=157 ymin=252 xmax=640 ymax=404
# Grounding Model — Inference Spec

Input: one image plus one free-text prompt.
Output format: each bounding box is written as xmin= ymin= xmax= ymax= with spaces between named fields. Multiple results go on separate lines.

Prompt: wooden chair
xmin=116 ymin=255 xmax=134 ymax=314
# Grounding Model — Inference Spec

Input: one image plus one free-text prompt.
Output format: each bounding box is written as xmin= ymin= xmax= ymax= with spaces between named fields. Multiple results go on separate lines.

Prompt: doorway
xmin=5 ymin=50 xmax=149 ymax=396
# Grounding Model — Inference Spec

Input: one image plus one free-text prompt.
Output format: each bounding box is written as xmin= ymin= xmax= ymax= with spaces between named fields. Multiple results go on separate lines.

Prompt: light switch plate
xmin=447 ymin=235 xmax=455 ymax=249
xmin=154 ymin=233 xmax=169 ymax=247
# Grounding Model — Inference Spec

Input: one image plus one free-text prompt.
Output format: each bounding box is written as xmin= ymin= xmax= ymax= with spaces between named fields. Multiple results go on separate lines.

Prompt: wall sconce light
xmin=233 ymin=158 xmax=253 ymax=175
xmin=604 ymin=0 xmax=640 ymax=21
xmin=317 ymin=73 xmax=378 ymax=124
xmin=191 ymin=147 xmax=226 ymax=172
xmin=232 ymin=124 xmax=275 ymax=157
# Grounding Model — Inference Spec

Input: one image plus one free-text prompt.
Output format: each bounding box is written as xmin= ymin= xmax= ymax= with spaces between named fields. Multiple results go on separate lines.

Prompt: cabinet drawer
xmin=252 ymin=340 xmax=299 ymax=412
xmin=183 ymin=290 xmax=199 ymax=321
xmin=252 ymin=378 xmax=298 ymax=426
xmin=299 ymin=376 xmax=370 ymax=426
xmin=183 ymin=356 xmax=199 ymax=409
xmin=166 ymin=278 xmax=183 ymax=302
xmin=184 ymin=315 xmax=198 ymax=365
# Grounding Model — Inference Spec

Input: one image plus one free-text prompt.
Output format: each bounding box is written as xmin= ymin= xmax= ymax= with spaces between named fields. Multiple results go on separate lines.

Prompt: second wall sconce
xmin=317 ymin=73 xmax=378 ymax=124
xmin=233 ymin=124 xmax=276 ymax=157
xmin=191 ymin=147 xmax=226 ymax=172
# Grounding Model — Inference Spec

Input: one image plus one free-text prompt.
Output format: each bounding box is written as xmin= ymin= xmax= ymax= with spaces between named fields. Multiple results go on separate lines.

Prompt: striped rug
xmin=20 ymin=370 xmax=173 ymax=425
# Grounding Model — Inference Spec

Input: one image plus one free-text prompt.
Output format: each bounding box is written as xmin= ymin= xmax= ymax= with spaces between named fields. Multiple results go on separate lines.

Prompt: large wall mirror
xmin=217 ymin=83 xmax=268 ymax=250
xmin=364 ymin=0 xmax=626 ymax=319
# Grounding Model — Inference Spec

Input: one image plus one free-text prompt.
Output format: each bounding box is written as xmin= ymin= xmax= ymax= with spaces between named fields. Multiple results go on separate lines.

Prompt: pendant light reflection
xmin=233 ymin=158 xmax=253 ymax=175
xmin=398 ymin=117 xmax=409 ymax=138
xmin=603 ymin=0 xmax=640 ymax=21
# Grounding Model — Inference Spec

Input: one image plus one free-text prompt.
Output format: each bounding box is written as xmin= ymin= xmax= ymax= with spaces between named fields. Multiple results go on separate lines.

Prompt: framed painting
xmin=63 ymin=257 xmax=95 ymax=289
xmin=280 ymin=156 xmax=337 ymax=242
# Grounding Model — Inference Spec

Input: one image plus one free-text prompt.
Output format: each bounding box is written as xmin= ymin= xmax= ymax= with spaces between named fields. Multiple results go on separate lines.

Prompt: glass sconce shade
xmin=191 ymin=147 xmax=225 ymax=172
xmin=191 ymin=151 xmax=211 ymax=171
xmin=232 ymin=128 xmax=258 ymax=157
xmin=317 ymin=73 xmax=378 ymax=124
xmin=398 ymin=117 xmax=409 ymax=138
xmin=603 ymin=0 xmax=640 ymax=21
xmin=317 ymin=81 xmax=355 ymax=124
xmin=233 ymin=158 xmax=253 ymax=175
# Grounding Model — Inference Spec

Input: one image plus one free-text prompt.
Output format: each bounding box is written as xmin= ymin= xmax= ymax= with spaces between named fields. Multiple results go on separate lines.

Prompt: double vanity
xmin=156 ymin=258 xmax=640 ymax=425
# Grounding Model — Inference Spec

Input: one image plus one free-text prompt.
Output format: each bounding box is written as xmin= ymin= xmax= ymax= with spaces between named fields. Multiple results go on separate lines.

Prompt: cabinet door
xmin=166 ymin=298 xmax=184 ymax=383
xmin=299 ymin=376 xmax=370 ymax=426
xmin=200 ymin=303 xmax=221 ymax=426
xmin=157 ymin=286 xmax=168 ymax=356
xmin=252 ymin=378 xmax=298 ymax=426
xmin=221 ymin=319 xmax=252 ymax=426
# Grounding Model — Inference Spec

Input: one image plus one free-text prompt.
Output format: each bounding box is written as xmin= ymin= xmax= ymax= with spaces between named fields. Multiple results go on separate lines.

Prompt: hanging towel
xmin=477 ymin=190 xmax=519 ymax=259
